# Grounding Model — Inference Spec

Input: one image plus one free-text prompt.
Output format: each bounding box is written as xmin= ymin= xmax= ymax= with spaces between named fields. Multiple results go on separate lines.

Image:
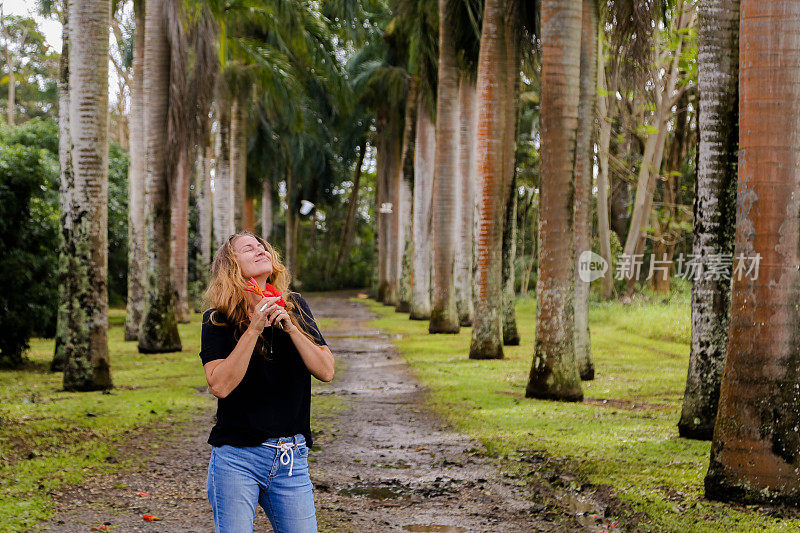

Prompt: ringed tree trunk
xmin=170 ymin=149 xmax=191 ymax=323
xmin=469 ymin=0 xmax=509 ymax=359
xmin=680 ymin=0 xmax=738 ymax=442
xmin=501 ymin=19 xmax=521 ymax=346
xmin=397 ymin=78 xmax=417 ymax=313
xmin=261 ymin=177 xmax=273 ymax=239
xmin=375 ymin=113 xmax=390 ymax=302
xmin=384 ymin=108 xmax=404 ymax=307
xmin=455 ymin=76 xmax=476 ymax=326
xmin=231 ymin=96 xmax=247 ymax=232
xmin=195 ymin=142 xmax=213 ymax=305
xmin=285 ymin=166 xmax=296 ymax=273
xmin=409 ymin=97 xmax=435 ymax=320
xmin=595 ymin=28 xmax=615 ymax=300
xmin=62 ymin=0 xmax=112 ymax=390
xmin=525 ymin=0 xmax=583 ymax=401
xmin=573 ymin=0 xmax=597 ymax=380
xmin=705 ymin=0 xmax=800 ymax=504
xmin=124 ymin=0 xmax=146 ymax=341
xmin=53 ymin=0 xmax=71 ymax=371
xmin=429 ymin=0 xmax=460 ymax=334
xmin=212 ymin=104 xmax=233 ymax=249
xmin=138 ymin=0 xmax=182 ymax=354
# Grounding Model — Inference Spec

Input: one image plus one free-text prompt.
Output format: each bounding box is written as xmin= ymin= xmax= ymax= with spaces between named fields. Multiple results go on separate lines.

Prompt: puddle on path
xmin=338 ymin=482 xmax=411 ymax=500
xmin=402 ymin=526 xmax=467 ymax=532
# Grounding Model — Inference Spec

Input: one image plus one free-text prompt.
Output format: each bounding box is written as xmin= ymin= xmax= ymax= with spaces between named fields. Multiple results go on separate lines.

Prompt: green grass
xmin=361 ymin=292 xmax=800 ymax=532
xmin=0 ymin=307 xmax=343 ymax=532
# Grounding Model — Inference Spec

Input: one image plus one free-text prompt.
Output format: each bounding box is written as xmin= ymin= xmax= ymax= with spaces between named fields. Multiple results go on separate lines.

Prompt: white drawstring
xmin=262 ymin=441 xmax=297 ymax=476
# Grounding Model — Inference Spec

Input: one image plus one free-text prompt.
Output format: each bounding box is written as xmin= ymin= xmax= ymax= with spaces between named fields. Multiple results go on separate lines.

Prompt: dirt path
xmin=38 ymin=291 xmax=585 ymax=532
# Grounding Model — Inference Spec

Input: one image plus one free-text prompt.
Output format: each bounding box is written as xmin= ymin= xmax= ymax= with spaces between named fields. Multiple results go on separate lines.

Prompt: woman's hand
xmin=261 ymin=300 xmax=296 ymax=332
xmin=247 ymin=296 xmax=280 ymax=334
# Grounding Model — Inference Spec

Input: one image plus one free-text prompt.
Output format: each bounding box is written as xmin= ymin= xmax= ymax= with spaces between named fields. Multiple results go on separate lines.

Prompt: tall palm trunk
xmin=501 ymin=21 xmax=521 ymax=346
xmin=469 ymin=0 xmax=510 ymax=358
xmin=331 ymin=141 xmax=366 ymax=278
xmin=596 ymin=30 xmax=615 ymax=300
xmin=573 ymin=0 xmax=597 ymax=380
xmin=410 ymin=98 xmax=435 ymax=320
xmin=261 ymin=177 xmax=273 ymax=239
xmin=525 ymin=0 xmax=583 ymax=401
xmin=53 ymin=0 xmax=71 ymax=372
xmin=170 ymin=150 xmax=191 ymax=323
xmin=138 ymin=0 xmax=181 ymax=354
xmin=62 ymin=0 xmax=112 ymax=390
xmin=678 ymin=0 xmax=739 ymax=440
xmin=213 ymin=105 xmax=233 ymax=249
xmin=680 ymin=0 xmax=737 ymax=441
xmin=285 ymin=166 xmax=296 ymax=273
xmin=385 ymin=108 xmax=404 ymax=306
xmin=455 ymin=76 xmax=476 ymax=326
xmin=124 ymin=0 xmax=146 ymax=341
xmin=231 ymin=96 xmax=247 ymax=231
xmin=195 ymin=142 xmax=212 ymax=298
xmin=397 ymin=79 xmax=417 ymax=313
xmin=705 ymin=0 xmax=800 ymax=504
xmin=376 ymin=113 xmax=390 ymax=302
xmin=430 ymin=0 xmax=460 ymax=333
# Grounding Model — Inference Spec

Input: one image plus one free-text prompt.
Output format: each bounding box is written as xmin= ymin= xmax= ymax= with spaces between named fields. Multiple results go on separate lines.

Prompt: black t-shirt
xmin=199 ymin=292 xmax=327 ymax=449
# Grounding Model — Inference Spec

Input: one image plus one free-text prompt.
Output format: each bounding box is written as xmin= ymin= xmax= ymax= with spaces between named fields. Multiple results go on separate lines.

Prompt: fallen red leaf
xmin=136 ymin=491 xmax=150 ymax=496
xmin=142 ymin=513 xmax=160 ymax=521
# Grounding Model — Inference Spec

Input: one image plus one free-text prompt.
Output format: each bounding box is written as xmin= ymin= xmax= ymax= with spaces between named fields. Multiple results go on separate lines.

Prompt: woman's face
xmin=232 ymin=235 xmax=273 ymax=280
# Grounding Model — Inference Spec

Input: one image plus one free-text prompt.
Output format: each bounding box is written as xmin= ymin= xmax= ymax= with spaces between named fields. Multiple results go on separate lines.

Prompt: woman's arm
xmin=262 ymin=299 xmax=335 ymax=382
xmin=287 ymin=327 xmax=335 ymax=382
xmin=203 ymin=297 xmax=276 ymax=398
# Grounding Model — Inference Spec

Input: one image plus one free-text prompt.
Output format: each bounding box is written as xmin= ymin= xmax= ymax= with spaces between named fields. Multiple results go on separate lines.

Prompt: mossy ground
xmin=0 ymin=308 xmax=343 ymax=532
xmin=360 ymin=288 xmax=800 ymax=532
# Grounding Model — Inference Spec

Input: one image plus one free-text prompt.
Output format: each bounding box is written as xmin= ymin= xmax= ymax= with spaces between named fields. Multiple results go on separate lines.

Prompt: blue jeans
xmin=206 ymin=434 xmax=318 ymax=533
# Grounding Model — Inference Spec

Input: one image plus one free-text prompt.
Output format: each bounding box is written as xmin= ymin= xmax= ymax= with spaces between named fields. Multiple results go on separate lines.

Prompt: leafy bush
xmin=0 ymin=144 xmax=59 ymax=367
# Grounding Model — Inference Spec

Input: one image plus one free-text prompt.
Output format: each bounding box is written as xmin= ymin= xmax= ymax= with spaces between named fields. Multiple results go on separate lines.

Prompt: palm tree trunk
xmin=62 ymin=0 xmax=112 ymax=390
xmin=705 ymin=0 xmax=800 ymax=504
xmin=397 ymin=79 xmax=417 ymax=313
xmin=430 ymin=0 xmax=460 ymax=333
xmin=596 ymin=30 xmax=615 ymax=300
xmin=455 ymin=76 xmax=476 ymax=326
xmin=525 ymin=0 xmax=583 ymax=401
xmin=53 ymin=0 xmax=71 ymax=372
xmin=385 ymin=111 xmax=404 ymax=307
xmin=678 ymin=0 xmax=738 ymax=441
xmin=231 ymin=96 xmax=247 ymax=232
xmin=170 ymin=149 xmax=191 ymax=323
xmin=213 ymin=104 xmax=233 ymax=249
xmin=195 ymin=142 xmax=212 ymax=294
xmin=502 ymin=174 xmax=520 ymax=345
xmin=501 ymin=21 xmax=521 ymax=346
xmin=573 ymin=0 xmax=597 ymax=380
xmin=124 ymin=0 xmax=146 ymax=341
xmin=376 ymin=113 xmax=389 ymax=302
xmin=470 ymin=0 xmax=509 ymax=358
xmin=410 ymin=97 xmax=435 ymax=320
xmin=138 ymin=0 xmax=182 ymax=354
xmin=244 ymin=197 xmax=255 ymax=231
xmin=261 ymin=176 xmax=273 ymax=239
xmin=331 ymin=140 xmax=366 ymax=278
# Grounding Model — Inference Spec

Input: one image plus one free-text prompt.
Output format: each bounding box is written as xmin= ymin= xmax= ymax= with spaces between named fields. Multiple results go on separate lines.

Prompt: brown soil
xmin=37 ymin=291 xmax=613 ymax=532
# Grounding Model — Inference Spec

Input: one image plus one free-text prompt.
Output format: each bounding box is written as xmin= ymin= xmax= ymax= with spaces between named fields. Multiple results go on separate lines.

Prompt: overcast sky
xmin=4 ymin=0 xmax=62 ymax=53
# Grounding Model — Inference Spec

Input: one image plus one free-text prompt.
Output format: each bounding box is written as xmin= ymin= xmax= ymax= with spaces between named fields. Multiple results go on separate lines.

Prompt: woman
xmin=200 ymin=231 xmax=334 ymax=533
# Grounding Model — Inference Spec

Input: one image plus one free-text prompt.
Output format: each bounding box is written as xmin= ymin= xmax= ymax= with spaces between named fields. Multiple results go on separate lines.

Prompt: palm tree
xmin=124 ymin=0 xmax=146 ymax=340
xmin=525 ymin=0 xmax=583 ymax=400
xmin=705 ymin=0 xmax=800 ymax=504
xmin=455 ymin=74 xmax=476 ymax=327
xmin=573 ymin=0 xmax=597 ymax=380
xmin=138 ymin=0 xmax=181 ymax=353
xmin=62 ymin=0 xmax=112 ymax=390
xmin=410 ymin=97 xmax=435 ymax=320
xmin=429 ymin=0 xmax=460 ymax=333
xmin=213 ymin=103 xmax=234 ymax=248
xmin=678 ymin=0 xmax=738 ymax=441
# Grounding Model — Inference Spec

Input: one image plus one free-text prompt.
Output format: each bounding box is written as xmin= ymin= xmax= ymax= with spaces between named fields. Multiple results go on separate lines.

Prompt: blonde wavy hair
xmin=204 ymin=231 xmax=323 ymax=356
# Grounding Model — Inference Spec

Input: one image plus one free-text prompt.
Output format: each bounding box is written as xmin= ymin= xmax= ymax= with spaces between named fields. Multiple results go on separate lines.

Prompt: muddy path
xmin=38 ymin=291 xmax=601 ymax=532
